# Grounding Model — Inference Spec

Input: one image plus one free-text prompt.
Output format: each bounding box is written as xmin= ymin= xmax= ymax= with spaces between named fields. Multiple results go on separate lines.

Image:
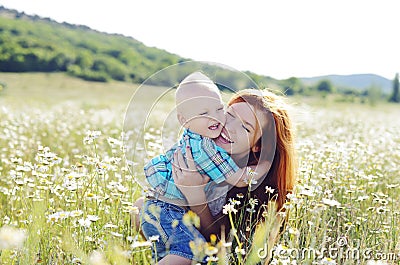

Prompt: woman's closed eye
xmin=227 ymin=108 xmax=252 ymax=132
xmin=242 ymin=124 xmax=250 ymax=133
xmin=199 ymin=111 xmax=208 ymax=115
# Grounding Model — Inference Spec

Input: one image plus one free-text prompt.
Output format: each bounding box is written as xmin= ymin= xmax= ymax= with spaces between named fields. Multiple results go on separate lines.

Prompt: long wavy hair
xmin=227 ymin=89 xmax=297 ymax=211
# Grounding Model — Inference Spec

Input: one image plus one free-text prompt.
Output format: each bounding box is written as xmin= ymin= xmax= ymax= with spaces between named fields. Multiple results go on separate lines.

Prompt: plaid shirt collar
xmin=183 ymin=128 xmax=202 ymax=140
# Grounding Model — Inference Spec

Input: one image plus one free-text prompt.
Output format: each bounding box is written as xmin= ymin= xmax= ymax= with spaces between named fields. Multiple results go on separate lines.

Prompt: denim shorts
xmin=140 ymin=199 xmax=206 ymax=262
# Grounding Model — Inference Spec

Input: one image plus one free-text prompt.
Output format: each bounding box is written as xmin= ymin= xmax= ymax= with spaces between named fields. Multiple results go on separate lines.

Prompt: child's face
xmin=178 ymin=89 xmax=226 ymax=139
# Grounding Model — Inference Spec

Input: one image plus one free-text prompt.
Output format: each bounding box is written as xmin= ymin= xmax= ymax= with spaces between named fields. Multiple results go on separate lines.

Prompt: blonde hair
xmin=228 ymin=89 xmax=297 ymax=210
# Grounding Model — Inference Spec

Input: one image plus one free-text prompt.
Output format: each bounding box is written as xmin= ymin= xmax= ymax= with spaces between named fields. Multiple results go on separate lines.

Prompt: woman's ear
xmin=177 ymin=113 xmax=187 ymax=126
xmin=251 ymin=144 xmax=260 ymax=153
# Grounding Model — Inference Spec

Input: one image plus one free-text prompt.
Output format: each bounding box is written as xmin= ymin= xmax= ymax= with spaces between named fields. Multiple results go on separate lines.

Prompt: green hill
xmin=0 ymin=6 xmax=278 ymax=90
xmin=1 ymin=6 xmax=395 ymax=99
xmin=300 ymin=74 xmax=393 ymax=94
xmin=0 ymin=6 xmax=186 ymax=83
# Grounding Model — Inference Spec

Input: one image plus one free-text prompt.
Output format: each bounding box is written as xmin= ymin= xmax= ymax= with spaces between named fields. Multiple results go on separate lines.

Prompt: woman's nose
xmin=224 ymin=118 xmax=236 ymax=133
xmin=225 ymin=113 xmax=233 ymax=123
xmin=219 ymin=112 xmax=226 ymax=124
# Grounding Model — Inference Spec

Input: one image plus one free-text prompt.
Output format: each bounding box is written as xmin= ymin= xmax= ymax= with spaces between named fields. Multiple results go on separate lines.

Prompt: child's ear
xmin=177 ymin=113 xmax=187 ymax=126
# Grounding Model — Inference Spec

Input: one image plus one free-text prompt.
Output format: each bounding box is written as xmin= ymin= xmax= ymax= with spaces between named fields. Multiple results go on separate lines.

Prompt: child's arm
xmin=191 ymin=137 xmax=270 ymax=187
xmin=225 ymin=159 xmax=271 ymax=187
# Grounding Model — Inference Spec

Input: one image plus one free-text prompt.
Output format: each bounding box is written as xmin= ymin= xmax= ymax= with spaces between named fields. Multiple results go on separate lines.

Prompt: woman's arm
xmin=172 ymin=147 xmax=218 ymax=238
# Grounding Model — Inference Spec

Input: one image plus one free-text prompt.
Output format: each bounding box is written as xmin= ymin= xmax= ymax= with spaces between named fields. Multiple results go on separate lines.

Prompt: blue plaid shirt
xmin=144 ymin=129 xmax=239 ymax=200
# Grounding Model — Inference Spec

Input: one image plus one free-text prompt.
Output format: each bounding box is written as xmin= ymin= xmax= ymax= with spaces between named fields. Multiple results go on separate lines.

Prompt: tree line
xmin=0 ymin=7 xmax=184 ymax=83
xmin=0 ymin=6 xmax=398 ymax=103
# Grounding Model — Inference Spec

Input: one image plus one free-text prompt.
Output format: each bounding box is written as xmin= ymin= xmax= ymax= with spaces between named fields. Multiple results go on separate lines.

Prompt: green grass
xmin=0 ymin=72 xmax=137 ymax=108
xmin=0 ymin=73 xmax=399 ymax=264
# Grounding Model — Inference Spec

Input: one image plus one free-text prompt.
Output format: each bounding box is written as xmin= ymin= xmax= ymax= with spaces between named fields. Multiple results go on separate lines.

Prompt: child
xmin=141 ymin=72 xmax=266 ymax=263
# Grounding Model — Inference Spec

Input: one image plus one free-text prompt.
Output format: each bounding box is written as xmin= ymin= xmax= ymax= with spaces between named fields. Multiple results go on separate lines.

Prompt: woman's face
xmin=214 ymin=102 xmax=267 ymax=160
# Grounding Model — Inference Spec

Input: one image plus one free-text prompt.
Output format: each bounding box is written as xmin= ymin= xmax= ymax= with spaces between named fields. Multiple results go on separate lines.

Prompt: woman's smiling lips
xmin=215 ymin=128 xmax=233 ymax=144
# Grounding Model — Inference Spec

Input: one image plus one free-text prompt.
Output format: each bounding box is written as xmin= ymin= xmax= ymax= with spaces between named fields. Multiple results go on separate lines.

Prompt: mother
xmin=134 ymin=88 xmax=296 ymax=263
xmin=173 ymin=88 xmax=296 ymax=237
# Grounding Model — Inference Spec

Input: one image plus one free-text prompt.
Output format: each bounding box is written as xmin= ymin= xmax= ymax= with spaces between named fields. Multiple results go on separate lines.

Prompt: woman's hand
xmin=173 ymin=145 xmax=216 ymax=235
xmin=172 ymin=145 xmax=209 ymax=205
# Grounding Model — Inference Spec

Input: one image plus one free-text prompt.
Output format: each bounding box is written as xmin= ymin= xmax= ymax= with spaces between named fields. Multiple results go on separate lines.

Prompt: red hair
xmin=228 ymin=89 xmax=297 ymax=210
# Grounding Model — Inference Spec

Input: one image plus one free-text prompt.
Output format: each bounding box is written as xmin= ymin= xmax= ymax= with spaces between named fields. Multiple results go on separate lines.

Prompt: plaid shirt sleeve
xmin=144 ymin=143 xmax=185 ymax=199
xmin=189 ymin=136 xmax=239 ymax=184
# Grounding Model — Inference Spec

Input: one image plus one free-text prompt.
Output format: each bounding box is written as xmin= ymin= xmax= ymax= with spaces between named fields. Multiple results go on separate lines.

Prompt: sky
xmin=1 ymin=0 xmax=399 ymax=80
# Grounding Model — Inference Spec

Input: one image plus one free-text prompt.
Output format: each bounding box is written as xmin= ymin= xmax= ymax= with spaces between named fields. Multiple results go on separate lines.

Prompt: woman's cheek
xmin=232 ymin=134 xmax=252 ymax=155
